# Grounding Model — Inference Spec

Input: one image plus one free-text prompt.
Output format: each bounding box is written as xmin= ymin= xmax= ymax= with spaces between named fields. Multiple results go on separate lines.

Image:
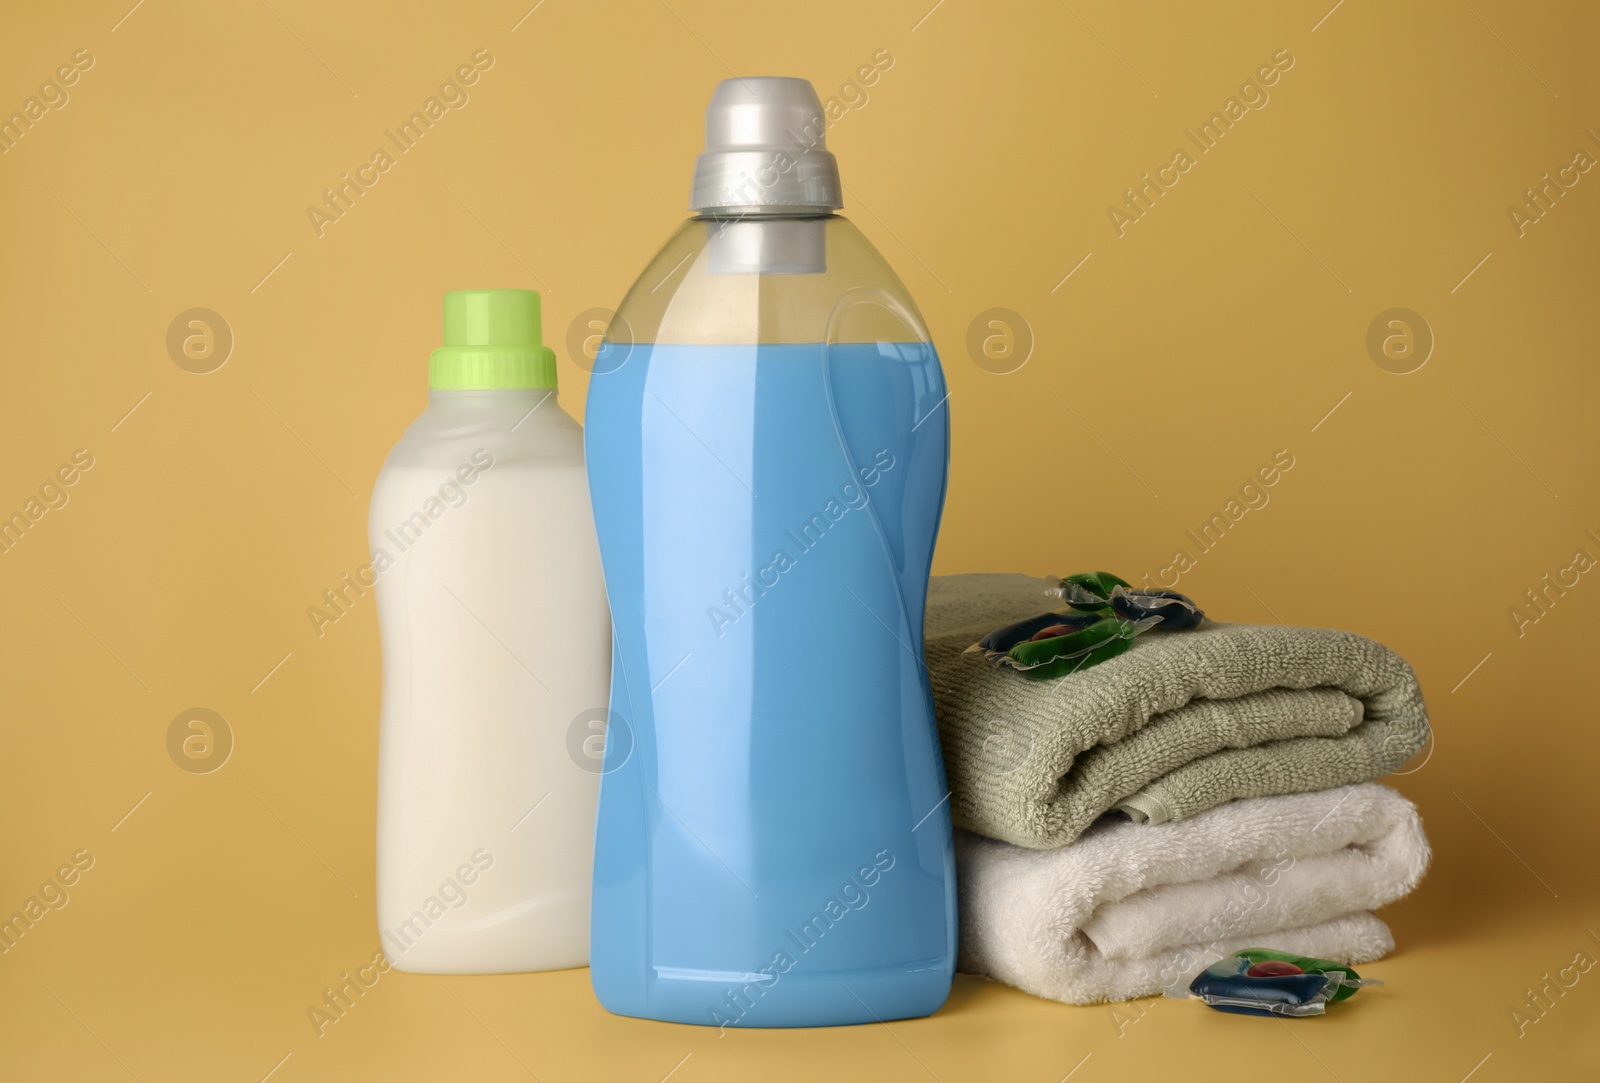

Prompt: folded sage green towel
xmin=924 ymin=574 xmax=1430 ymax=849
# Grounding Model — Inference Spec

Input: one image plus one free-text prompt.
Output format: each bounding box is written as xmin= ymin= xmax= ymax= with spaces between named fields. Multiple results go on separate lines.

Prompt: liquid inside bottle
xmin=584 ymin=78 xmax=957 ymax=1028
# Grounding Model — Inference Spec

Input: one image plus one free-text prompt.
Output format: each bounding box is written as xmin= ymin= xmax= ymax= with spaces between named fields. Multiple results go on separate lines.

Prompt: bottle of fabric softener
xmin=583 ymin=78 xmax=956 ymax=1027
xmin=372 ymin=289 xmax=610 ymax=973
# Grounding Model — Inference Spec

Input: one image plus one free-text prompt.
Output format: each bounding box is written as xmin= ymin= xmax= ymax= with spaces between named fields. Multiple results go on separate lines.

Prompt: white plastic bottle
xmin=372 ymin=289 xmax=610 ymax=973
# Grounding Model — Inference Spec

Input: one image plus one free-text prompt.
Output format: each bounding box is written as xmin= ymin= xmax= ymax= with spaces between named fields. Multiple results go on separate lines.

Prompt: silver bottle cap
xmin=689 ymin=77 xmax=842 ymax=216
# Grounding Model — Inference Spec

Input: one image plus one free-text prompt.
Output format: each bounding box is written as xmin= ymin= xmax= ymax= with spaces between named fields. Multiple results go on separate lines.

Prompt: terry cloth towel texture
xmin=925 ymin=573 xmax=1431 ymax=848
xmin=956 ymin=783 xmax=1430 ymax=1005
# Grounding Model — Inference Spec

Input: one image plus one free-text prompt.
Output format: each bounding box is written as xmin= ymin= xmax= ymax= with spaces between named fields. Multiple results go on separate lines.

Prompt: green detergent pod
xmin=1186 ymin=949 xmax=1382 ymax=1018
xmin=967 ymin=572 xmax=1208 ymax=679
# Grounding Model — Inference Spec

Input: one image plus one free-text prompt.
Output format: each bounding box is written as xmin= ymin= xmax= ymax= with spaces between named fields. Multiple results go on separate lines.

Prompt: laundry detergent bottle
xmin=584 ymin=78 xmax=956 ymax=1027
xmin=372 ymin=289 xmax=610 ymax=973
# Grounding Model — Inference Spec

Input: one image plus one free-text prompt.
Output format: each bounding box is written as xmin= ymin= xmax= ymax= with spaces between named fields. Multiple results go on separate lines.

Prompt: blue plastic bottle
xmin=583 ymin=78 xmax=956 ymax=1027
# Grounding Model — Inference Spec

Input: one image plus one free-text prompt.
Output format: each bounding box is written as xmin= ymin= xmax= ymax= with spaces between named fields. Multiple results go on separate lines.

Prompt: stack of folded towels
xmin=925 ymin=573 xmax=1432 ymax=1005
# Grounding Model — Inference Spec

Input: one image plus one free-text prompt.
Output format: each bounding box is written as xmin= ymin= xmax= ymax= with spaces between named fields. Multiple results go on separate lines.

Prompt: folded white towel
xmin=956 ymin=783 xmax=1430 ymax=1004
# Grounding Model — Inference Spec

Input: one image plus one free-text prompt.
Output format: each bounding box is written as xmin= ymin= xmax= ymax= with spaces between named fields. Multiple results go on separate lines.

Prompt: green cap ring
xmin=429 ymin=289 xmax=558 ymax=390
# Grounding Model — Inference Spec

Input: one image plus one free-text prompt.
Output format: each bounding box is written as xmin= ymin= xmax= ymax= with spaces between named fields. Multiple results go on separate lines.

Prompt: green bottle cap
xmin=429 ymin=289 xmax=557 ymax=390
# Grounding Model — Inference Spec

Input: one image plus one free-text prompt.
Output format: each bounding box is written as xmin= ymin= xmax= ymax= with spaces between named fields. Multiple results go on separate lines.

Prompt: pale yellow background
xmin=2 ymin=0 xmax=1597 ymax=1079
